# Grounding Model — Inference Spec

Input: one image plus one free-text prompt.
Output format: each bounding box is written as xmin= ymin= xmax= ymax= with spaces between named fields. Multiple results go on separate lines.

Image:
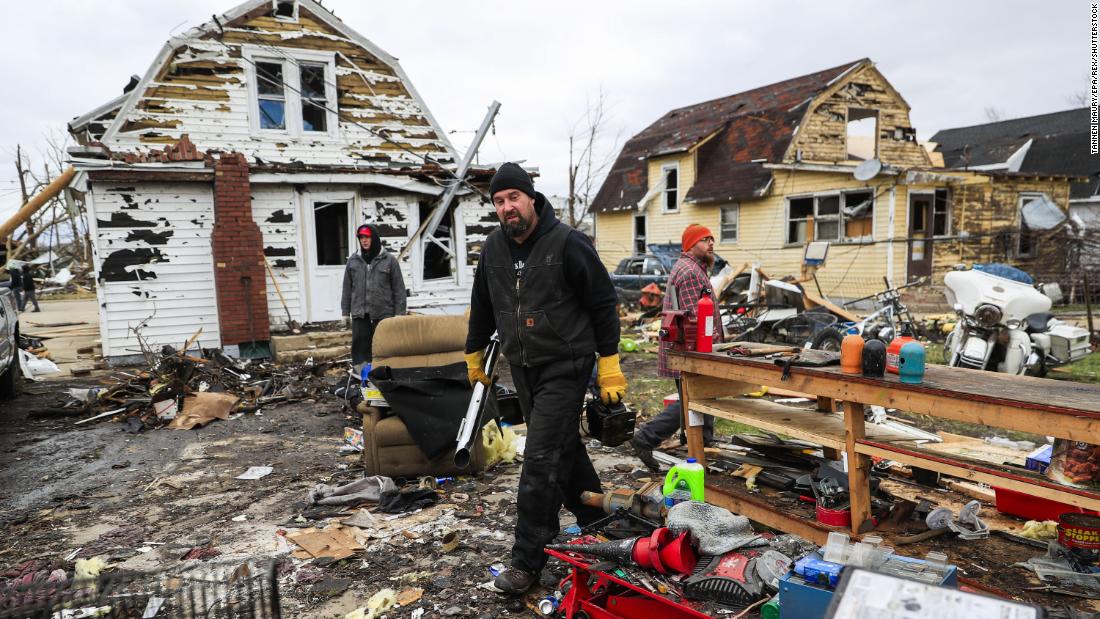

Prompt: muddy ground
xmin=0 ymin=366 xmax=672 ymax=618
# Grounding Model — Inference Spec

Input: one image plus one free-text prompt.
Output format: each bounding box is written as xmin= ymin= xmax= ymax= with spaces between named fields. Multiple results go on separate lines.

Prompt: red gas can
xmin=886 ymin=335 xmax=916 ymax=374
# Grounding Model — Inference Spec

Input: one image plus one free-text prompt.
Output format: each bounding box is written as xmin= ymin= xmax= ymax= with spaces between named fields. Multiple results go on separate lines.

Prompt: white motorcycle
xmin=943 ymin=266 xmax=1092 ymax=376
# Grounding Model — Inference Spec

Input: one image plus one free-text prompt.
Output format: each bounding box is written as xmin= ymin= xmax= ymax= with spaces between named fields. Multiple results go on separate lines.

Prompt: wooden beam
xmin=705 ymin=484 xmax=843 ymax=547
xmin=846 ymin=402 xmax=874 ymax=533
xmin=682 ymin=374 xmax=706 ymax=467
xmin=86 ymin=170 xmax=212 ymax=183
xmin=669 ymin=354 xmax=1100 ymax=443
xmin=0 ymin=166 xmax=75 ymax=241
xmin=857 ymin=440 xmax=1100 ymax=512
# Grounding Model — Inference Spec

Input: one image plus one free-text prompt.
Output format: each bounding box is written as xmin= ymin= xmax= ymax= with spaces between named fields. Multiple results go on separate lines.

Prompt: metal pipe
xmin=454 ymin=333 xmax=500 ymax=468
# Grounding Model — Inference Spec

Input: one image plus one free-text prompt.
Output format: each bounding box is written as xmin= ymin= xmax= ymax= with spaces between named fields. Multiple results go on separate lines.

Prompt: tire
xmin=810 ymin=327 xmax=844 ymax=352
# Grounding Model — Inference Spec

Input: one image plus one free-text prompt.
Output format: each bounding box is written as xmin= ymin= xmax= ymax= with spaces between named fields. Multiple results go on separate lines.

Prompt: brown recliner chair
xmin=361 ymin=314 xmax=487 ymax=477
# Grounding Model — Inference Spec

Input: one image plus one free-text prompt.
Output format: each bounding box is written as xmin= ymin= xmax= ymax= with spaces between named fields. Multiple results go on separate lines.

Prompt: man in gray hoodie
xmin=341 ymin=224 xmax=407 ymax=364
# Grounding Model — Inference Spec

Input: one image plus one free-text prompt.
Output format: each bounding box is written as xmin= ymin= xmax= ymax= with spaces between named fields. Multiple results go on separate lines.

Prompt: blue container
xmin=780 ymin=554 xmax=957 ymax=619
xmin=360 ymin=363 xmax=373 ymax=386
xmin=898 ymin=341 xmax=926 ymax=384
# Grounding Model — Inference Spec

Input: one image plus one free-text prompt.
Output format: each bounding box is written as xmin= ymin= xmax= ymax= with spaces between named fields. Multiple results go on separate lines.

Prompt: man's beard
xmin=500 ymin=214 xmax=532 ymax=238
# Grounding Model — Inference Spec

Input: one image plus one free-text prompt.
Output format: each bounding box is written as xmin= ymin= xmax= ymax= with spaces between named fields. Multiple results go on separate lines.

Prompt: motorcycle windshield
xmin=973 ymin=263 xmax=1034 ymax=285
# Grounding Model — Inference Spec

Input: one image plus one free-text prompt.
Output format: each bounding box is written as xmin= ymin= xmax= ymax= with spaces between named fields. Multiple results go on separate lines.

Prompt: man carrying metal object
xmin=465 ymin=163 xmax=625 ymax=594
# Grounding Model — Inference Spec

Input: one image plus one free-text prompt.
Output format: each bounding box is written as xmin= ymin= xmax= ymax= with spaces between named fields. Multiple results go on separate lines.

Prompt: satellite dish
xmin=853 ymin=159 xmax=882 ymax=182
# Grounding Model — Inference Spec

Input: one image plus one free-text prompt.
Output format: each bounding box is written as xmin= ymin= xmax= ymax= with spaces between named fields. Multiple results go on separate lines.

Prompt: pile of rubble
xmin=43 ymin=344 xmax=342 ymax=430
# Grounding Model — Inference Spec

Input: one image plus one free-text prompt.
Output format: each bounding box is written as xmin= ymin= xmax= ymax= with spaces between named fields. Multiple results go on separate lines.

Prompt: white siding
xmin=251 ymin=185 xmax=304 ymax=328
xmin=89 ymin=182 xmax=221 ymax=358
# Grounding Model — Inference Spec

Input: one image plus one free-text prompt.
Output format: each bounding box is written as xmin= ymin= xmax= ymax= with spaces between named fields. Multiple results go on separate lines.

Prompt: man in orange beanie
xmin=631 ymin=223 xmax=721 ymax=470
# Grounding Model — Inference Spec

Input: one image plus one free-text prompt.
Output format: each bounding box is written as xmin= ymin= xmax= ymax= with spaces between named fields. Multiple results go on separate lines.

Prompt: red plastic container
xmin=886 ymin=335 xmax=916 ymax=374
xmin=994 ymin=487 xmax=1100 ymax=521
xmin=816 ymin=504 xmax=852 ymax=527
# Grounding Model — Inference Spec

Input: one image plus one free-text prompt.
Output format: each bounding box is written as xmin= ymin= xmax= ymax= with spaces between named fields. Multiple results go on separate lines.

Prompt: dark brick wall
xmin=211 ymin=153 xmax=271 ymax=345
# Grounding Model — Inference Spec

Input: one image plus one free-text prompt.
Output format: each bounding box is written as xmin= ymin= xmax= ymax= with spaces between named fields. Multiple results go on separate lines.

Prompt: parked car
xmin=0 ymin=286 xmax=20 ymax=398
xmin=611 ymin=244 xmax=728 ymax=306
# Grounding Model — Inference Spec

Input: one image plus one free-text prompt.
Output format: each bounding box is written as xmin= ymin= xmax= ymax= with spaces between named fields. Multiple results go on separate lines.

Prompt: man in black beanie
xmin=465 ymin=162 xmax=627 ymax=594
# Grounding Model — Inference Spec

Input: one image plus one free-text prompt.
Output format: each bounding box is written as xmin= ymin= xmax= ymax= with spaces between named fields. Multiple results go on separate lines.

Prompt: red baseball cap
xmin=356 ymin=225 xmax=372 ymax=238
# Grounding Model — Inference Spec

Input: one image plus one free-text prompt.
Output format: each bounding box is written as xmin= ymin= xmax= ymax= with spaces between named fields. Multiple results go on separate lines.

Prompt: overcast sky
xmin=0 ymin=0 xmax=1086 ymax=220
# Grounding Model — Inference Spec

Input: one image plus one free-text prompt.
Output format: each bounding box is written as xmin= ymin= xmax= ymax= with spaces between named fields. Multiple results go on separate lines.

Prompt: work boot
xmin=494 ymin=567 xmax=536 ymax=595
xmin=631 ymin=436 xmax=660 ymax=472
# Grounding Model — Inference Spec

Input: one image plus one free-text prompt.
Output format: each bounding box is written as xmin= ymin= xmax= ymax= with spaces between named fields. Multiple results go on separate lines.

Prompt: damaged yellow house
xmin=591 ymin=59 xmax=1073 ymax=299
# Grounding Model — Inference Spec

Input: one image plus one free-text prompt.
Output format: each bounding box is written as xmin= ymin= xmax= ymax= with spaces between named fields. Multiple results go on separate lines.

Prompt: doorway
xmin=907 ymin=193 xmax=933 ymax=282
xmin=305 ymin=197 xmax=351 ymax=321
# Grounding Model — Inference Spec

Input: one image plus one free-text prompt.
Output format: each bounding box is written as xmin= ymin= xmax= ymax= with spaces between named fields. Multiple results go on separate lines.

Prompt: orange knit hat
xmin=681 ymin=224 xmax=714 ymax=252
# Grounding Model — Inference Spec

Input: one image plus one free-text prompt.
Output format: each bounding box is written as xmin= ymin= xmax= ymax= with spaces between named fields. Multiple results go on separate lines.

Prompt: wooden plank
xmin=846 ymin=402 xmax=874 ymax=533
xmin=672 ymin=352 xmax=1100 ymax=416
xmin=681 ymin=375 xmax=706 ymax=467
xmin=818 ymin=396 xmax=841 ymax=460
xmin=705 ymin=484 xmax=840 ymax=547
xmin=856 ymin=440 xmax=1100 ymax=512
xmin=689 ymin=398 xmax=922 ymax=451
xmin=668 ymin=353 xmax=1100 ymax=442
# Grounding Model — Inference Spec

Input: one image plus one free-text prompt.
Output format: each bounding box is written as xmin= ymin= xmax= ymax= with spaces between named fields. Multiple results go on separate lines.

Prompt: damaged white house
xmin=66 ymin=0 xmax=499 ymax=362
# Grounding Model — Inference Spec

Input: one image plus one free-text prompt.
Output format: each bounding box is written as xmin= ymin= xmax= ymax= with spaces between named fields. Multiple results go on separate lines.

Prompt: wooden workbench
xmin=667 ymin=350 xmax=1100 ymax=541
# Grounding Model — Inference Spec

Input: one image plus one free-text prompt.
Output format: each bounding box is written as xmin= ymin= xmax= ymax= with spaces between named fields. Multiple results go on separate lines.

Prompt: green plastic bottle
xmin=663 ymin=457 xmax=705 ymax=506
xmin=760 ymin=596 xmax=781 ymax=619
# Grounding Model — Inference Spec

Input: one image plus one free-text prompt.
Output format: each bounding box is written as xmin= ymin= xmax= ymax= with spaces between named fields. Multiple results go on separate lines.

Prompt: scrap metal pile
xmin=50 ymin=346 xmax=339 ymax=430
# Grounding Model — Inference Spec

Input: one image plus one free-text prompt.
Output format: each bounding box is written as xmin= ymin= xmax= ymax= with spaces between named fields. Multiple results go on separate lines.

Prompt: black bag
xmin=585 ymin=397 xmax=636 ymax=448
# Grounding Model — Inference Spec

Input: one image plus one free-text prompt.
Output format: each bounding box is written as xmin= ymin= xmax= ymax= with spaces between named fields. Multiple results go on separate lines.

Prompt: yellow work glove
xmin=464 ymin=350 xmax=491 ymax=387
xmin=596 ymin=354 xmax=628 ymax=405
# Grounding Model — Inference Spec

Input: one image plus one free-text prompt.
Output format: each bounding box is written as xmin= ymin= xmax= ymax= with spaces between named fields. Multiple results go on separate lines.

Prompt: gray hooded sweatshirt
xmin=340 ymin=224 xmax=407 ymax=320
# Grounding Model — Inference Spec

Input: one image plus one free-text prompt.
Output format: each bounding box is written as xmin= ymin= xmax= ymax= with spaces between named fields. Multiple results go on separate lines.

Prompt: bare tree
xmin=983 ymin=106 xmax=1004 ymax=122
xmin=1067 ymin=90 xmax=1090 ymax=107
xmin=5 ymin=130 xmax=90 ymax=268
xmin=566 ymin=88 xmax=622 ymax=229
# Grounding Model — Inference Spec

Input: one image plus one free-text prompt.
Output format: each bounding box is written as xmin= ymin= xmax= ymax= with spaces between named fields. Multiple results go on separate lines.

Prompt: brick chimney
xmin=211 ymin=152 xmax=270 ymax=349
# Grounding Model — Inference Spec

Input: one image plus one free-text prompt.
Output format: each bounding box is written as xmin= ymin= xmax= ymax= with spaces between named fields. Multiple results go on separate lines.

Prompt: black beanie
xmin=489 ymin=162 xmax=535 ymax=198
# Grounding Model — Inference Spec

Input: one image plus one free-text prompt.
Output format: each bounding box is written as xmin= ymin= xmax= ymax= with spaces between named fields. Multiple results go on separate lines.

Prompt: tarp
xmin=369 ymin=362 xmax=498 ymax=460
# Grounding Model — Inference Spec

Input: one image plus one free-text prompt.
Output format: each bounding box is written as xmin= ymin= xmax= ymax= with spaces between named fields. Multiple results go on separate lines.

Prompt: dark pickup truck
xmin=611 ymin=244 xmax=727 ymax=306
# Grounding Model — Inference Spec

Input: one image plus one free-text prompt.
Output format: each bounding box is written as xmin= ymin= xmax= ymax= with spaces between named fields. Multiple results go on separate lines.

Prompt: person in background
xmin=341 ymin=224 xmax=407 ymax=365
xmin=6 ymin=265 xmax=23 ymax=311
xmin=19 ymin=264 xmax=39 ymax=312
xmin=630 ymin=224 xmax=721 ymax=470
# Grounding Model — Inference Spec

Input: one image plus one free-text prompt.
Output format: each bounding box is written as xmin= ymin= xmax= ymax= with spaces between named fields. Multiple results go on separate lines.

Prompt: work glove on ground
xmin=596 ymin=353 xmax=628 ymax=405
xmin=465 ymin=350 xmax=491 ymax=387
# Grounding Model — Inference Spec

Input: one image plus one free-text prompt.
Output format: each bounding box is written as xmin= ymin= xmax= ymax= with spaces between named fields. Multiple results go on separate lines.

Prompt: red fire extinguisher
xmin=696 ymin=289 xmax=715 ymax=353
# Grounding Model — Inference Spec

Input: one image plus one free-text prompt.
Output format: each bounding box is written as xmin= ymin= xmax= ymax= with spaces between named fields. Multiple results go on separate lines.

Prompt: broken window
xmin=788 ymin=191 xmax=876 ymax=245
xmin=933 ymin=189 xmax=951 ymax=237
xmin=843 ymin=190 xmax=874 ymax=242
xmin=720 ymin=204 xmax=739 ymax=243
xmin=634 ymin=214 xmax=647 ymax=255
xmin=662 ymin=166 xmax=679 ymax=212
xmin=313 ymin=201 xmax=348 ymax=266
xmin=1017 ymin=192 xmax=1063 ymax=258
xmin=816 ymin=195 xmax=841 ymax=241
xmin=787 ymin=197 xmax=814 ymax=244
xmin=256 ymin=61 xmax=287 ymax=130
xmin=419 ymin=202 xmax=455 ymax=281
xmin=273 ymin=0 xmax=298 ymax=20
xmin=299 ymin=63 xmax=329 ymax=132
xmin=846 ymin=108 xmax=878 ymax=161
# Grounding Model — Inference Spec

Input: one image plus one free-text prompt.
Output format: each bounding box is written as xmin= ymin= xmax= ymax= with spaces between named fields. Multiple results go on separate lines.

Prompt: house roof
xmin=73 ymin=0 xmax=458 ymax=165
xmin=590 ymin=59 xmax=868 ymax=213
xmin=931 ymin=108 xmax=1100 ymax=199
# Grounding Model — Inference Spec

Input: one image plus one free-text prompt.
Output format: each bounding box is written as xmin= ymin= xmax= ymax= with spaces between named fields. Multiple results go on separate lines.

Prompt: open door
xmin=305 ymin=196 xmax=352 ymax=322
xmin=907 ymin=193 xmax=933 ymax=282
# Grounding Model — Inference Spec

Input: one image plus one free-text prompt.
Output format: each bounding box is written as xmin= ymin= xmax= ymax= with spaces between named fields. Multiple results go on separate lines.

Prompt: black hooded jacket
xmin=465 ymin=193 xmax=619 ymax=364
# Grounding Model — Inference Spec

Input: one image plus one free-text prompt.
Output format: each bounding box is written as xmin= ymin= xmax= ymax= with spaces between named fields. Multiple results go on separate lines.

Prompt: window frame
xmin=1016 ymin=192 xmax=1049 ymax=259
xmin=932 ymin=188 xmax=952 ymax=238
xmin=661 ymin=163 xmax=680 ymax=213
xmin=272 ymin=0 xmax=299 ymax=22
xmin=254 ymin=60 xmax=288 ymax=131
xmin=719 ymin=203 xmax=740 ymax=244
xmin=785 ymin=189 xmax=876 ymax=246
xmin=243 ymin=45 xmax=339 ymax=140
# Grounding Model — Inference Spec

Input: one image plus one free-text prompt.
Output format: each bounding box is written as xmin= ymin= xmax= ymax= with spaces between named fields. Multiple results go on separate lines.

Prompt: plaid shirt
xmin=658 ymin=252 xmax=722 ymax=378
